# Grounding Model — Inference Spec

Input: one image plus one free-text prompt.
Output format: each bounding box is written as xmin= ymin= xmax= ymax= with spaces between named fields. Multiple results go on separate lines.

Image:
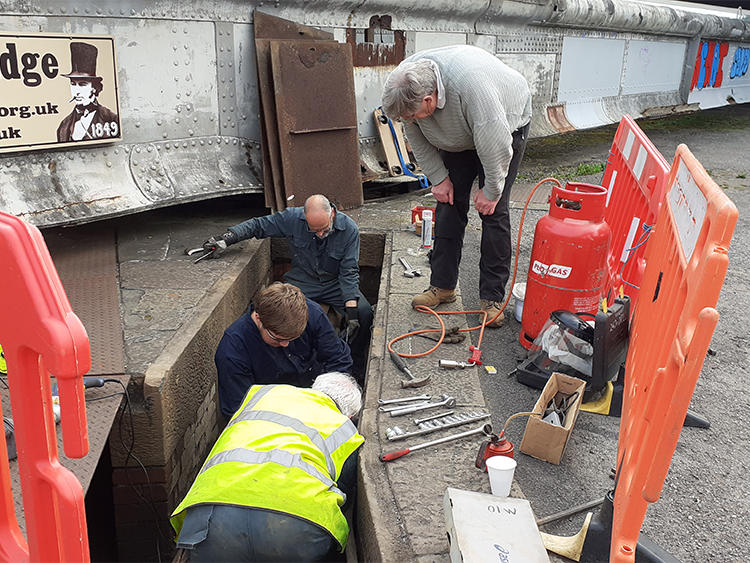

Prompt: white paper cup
xmin=486 ymin=455 xmax=517 ymax=497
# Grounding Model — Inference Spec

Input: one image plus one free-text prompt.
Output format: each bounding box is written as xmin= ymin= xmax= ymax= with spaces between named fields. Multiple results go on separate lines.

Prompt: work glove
xmin=416 ymin=325 xmax=465 ymax=344
xmin=202 ymin=231 xmax=238 ymax=258
xmin=344 ymin=306 xmax=360 ymax=343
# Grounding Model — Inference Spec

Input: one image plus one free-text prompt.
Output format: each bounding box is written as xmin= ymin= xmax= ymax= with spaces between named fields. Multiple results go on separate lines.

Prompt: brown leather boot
xmin=411 ymin=286 xmax=457 ymax=309
xmin=480 ymin=299 xmax=505 ymax=328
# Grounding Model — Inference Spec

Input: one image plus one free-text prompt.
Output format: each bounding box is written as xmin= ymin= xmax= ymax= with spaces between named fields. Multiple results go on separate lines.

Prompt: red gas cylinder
xmin=520 ymin=182 xmax=611 ymax=349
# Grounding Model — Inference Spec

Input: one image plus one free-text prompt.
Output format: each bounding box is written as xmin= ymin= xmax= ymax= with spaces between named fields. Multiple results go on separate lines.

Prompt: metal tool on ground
xmin=185 ymin=247 xmax=214 ymax=264
xmin=380 ymin=423 xmax=492 ymax=462
xmin=377 ymin=395 xmax=431 ymax=405
xmin=438 ymin=359 xmax=471 ymax=369
xmin=389 ymin=394 xmax=455 ymax=417
xmin=378 ymin=402 xmax=430 ymax=413
xmin=389 ymin=350 xmax=430 ymax=388
xmin=414 ymin=410 xmax=455 ymax=425
xmin=386 ymin=411 xmax=491 ymax=441
xmin=399 ymin=257 xmax=421 ymax=278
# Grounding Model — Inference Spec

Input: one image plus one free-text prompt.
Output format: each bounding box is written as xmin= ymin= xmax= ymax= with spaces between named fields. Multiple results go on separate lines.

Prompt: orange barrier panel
xmin=611 ymin=145 xmax=738 ymax=562
xmin=602 ymin=115 xmax=670 ymax=306
xmin=0 ymin=211 xmax=91 ymax=563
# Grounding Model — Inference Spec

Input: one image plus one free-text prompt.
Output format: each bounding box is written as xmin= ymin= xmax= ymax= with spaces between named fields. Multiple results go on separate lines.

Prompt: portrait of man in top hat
xmin=56 ymin=42 xmax=120 ymax=143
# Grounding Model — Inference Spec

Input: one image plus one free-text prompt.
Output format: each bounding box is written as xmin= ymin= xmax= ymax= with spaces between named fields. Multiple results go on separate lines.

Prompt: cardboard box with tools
xmin=520 ymin=372 xmax=586 ymax=465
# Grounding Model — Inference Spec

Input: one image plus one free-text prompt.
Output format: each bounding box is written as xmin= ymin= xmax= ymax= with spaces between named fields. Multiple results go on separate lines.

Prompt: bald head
xmin=304 ymin=194 xmax=332 ymax=215
xmin=304 ymin=195 xmax=334 ymax=238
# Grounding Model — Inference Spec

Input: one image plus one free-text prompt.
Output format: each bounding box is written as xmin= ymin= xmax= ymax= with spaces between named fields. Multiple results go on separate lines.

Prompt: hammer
xmin=389 ymin=351 xmax=430 ymax=388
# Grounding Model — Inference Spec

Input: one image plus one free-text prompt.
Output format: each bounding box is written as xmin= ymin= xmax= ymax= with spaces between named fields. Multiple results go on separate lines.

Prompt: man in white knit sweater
xmin=382 ymin=45 xmax=532 ymax=327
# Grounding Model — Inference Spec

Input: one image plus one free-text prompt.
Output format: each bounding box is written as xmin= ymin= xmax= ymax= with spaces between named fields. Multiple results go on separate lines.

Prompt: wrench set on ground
xmin=378 ymin=393 xmax=492 ymax=461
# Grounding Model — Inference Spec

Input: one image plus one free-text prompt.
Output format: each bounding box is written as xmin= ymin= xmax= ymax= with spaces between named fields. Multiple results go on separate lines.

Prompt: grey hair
xmin=304 ymin=194 xmax=332 ymax=215
xmin=381 ymin=59 xmax=437 ymax=120
xmin=312 ymin=372 xmax=362 ymax=418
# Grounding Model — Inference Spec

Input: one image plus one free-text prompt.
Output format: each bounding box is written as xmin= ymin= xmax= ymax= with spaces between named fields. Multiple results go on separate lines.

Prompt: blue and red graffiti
xmin=691 ymin=41 xmax=749 ymax=91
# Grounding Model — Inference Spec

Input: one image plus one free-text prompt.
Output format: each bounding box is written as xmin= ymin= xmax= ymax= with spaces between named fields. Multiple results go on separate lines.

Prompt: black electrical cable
xmin=103 ymin=378 xmax=171 ymax=563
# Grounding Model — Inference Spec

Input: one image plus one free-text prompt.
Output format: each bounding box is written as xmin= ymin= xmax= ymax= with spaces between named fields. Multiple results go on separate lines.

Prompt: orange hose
xmin=388 ymin=177 xmax=563 ymax=360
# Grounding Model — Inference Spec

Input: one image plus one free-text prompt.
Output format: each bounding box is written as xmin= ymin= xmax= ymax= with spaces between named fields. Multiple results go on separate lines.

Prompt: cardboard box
xmin=444 ymin=488 xmax=550 ymax=563
xmin=519 ymin=372 xmax=586 ymax=465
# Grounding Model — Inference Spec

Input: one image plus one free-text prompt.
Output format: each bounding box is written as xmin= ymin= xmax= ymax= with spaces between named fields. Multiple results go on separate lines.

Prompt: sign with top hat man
xmin=56 ymin=42 xmax=120 ymax=142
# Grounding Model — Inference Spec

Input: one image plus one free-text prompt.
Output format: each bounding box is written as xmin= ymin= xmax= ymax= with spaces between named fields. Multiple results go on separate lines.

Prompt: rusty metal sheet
xmin=270 ymin=40 xmax=363 ymax=210
xmin=254 ymin=11 xmax=334 ymax=211
xmin=546 ymin=104 xmax=576 ymax=134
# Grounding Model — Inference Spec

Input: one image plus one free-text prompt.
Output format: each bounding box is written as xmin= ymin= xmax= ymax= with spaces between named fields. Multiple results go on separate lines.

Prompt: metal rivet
xmin=133 ymin=160 xmax=138 ymax=166
xmin=163 ymin=133 xmax=168 ymax=138
xmin=135 ymin=122 xmax=141 ymax=127
xmin=175 ymin=117 xmax=180 ymax=124
xmin=135 ymin=147 xmax=141 ymax=153
xmin=107 ymin=161 xmax=112 ymax=167
xmin=157 ymin=119 xmax=163 ymax=125
xmin=189 ymin=130 xmax=194 ymax=136
xmin=193 ymin=116 xmax=198 ymax=122
xmin=208 ymin=139 xmax=213 ymax=145
xmin=200 ymin=140 xmax=205 ymax=146
xmin=147 ymin=146 xmax=153 ymax=153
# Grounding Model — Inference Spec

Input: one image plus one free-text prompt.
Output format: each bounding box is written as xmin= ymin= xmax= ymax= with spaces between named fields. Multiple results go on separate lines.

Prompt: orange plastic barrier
xmin=0 ymin=211 xmax=91 ymax=562
xmin=602 ymin=115 xmax=670 ymax=306
xmin=611 ymin=145 xmax=738 ymax=562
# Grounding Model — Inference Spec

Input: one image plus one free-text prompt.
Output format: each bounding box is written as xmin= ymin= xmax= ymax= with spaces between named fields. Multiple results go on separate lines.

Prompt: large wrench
xmin=380 ymin=423 xmax=492 ymax=461
xmin=389 ymin=394 xmax=455 ymax=417
xmin=377 ymin=395 xmax=431 ymax=405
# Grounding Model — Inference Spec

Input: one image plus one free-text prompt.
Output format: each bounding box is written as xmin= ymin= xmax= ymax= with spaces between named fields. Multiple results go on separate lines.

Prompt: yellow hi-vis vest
xmin=170 ymin=384 xmax=364 ymax=550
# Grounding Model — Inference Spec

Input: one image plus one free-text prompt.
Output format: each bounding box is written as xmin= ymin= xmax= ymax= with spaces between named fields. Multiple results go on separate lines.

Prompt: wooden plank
xmin=373 ymin=108 xmax=411 ymax=177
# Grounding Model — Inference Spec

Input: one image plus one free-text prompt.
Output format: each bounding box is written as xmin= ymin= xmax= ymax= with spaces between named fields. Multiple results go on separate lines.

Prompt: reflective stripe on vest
xmin=202 ymin=447 xmax=345 ymax=500
xmin=228 ymin=408 xmax=358 ymax=479
xmin=171 ymin=385 xmax=363 ymax=549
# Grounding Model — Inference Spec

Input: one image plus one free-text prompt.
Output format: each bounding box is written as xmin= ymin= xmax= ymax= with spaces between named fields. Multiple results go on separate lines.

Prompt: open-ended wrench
xmin=378 ymin=402 xmax=430 ymax=413
xmin=389 ymin=394 xmax=456 ymax=417
xmin=378 ymin=395 xmax=431 ymax=406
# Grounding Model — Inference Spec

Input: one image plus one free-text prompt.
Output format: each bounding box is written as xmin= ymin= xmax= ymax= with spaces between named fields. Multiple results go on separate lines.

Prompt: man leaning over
xmin=171 ymin=372 xmax=364 ymax=562
xmin=382 ymin=45 xmax=532 ymax=327
xmin=201 ymin=194 xmax=373 ymax=374
xmin=215 ymin=283 xmax=353 ymax=419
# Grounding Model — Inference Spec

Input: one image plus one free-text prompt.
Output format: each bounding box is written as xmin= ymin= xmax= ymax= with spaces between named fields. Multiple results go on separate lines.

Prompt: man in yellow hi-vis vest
xmin=171 ymin=372 xmax=364 ymax=562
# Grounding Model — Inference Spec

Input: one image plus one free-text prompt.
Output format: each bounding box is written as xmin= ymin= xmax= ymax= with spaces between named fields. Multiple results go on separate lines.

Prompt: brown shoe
xmin=411 ymin=286 xmax=457 ymax=309
xmin=480 ymin=299 xmax=505 ymax=328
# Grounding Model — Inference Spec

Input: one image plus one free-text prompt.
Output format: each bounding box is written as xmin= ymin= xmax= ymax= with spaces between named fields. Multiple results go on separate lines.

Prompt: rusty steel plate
xmin=270 ymin=40 xmax=363 ymax=210
xmin=254 ymin=11 xmax=334 ymax=211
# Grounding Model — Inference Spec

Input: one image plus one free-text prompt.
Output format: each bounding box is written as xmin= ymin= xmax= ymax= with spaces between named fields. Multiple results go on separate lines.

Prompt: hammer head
xmin=401 ymin=375 xmax=430 ymax=388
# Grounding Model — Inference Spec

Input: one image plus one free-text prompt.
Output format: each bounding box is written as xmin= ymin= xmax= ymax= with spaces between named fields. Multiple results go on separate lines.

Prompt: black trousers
xmin=430 ymin=122 xmax=530 ymax=302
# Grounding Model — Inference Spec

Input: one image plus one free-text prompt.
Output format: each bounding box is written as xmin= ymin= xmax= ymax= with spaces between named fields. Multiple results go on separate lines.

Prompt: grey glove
xmin=202 ymin=231 xmax=238 ymax=258
xmin=344 ymin=306 xmax=360 ymax=343
xmin=416 ymin=325 xmax=466 ymax=344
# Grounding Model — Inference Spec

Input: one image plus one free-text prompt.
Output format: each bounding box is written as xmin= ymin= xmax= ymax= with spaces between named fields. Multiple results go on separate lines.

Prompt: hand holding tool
xmin=399 ymin=257 xmax=421 ymax=278
xmin=389 ymin=350 xmax=430 ymax=388
xmin=380 ymin=423 xmax=492 ymax=461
